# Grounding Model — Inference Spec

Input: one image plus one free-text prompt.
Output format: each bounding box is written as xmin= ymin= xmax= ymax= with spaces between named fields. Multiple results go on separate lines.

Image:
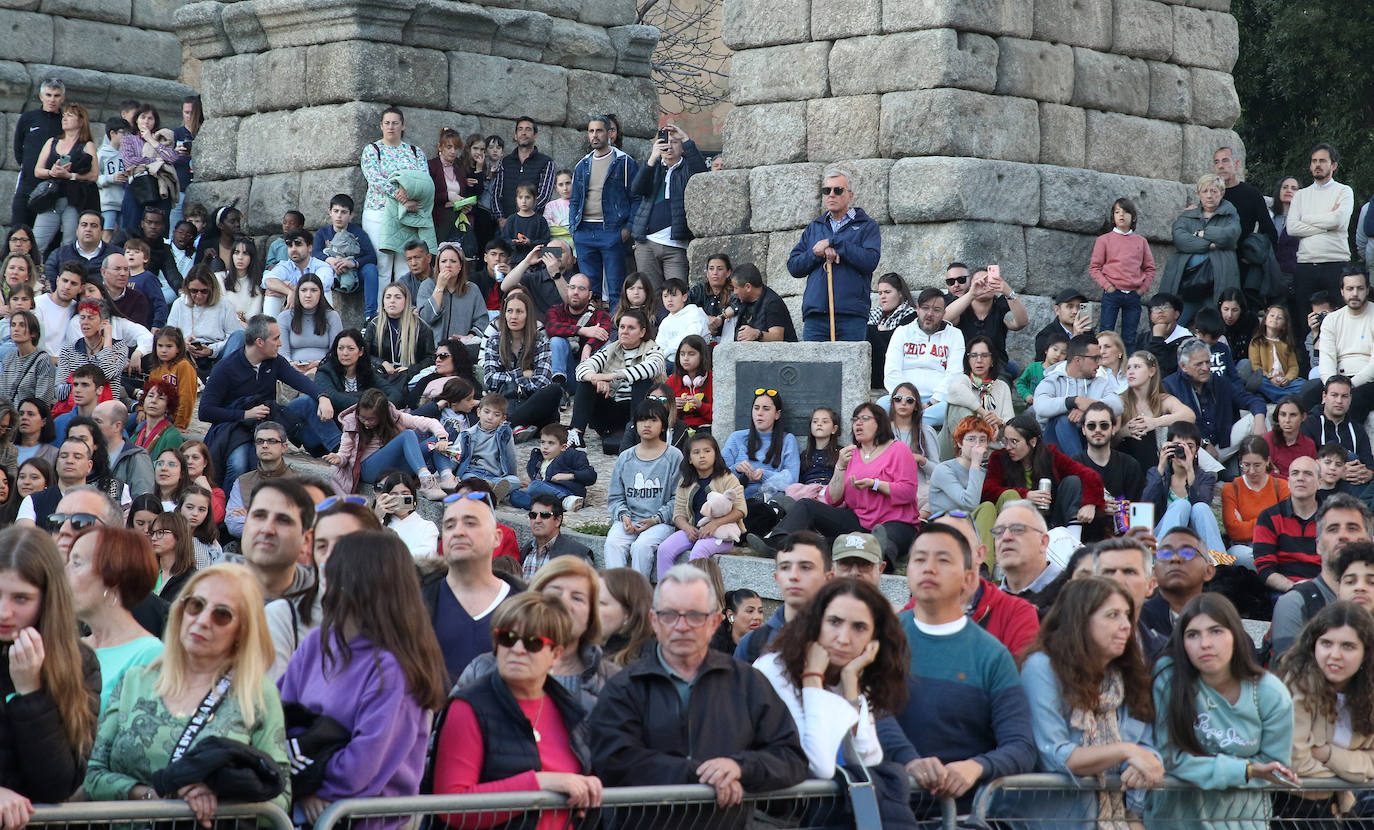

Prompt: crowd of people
xmin=12 ymin=73 xmax=1374 ymax=828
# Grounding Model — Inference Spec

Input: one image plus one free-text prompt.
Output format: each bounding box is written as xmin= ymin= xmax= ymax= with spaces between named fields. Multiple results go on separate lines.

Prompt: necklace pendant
xmin=533 ymin=727 xmax=542 ymax=743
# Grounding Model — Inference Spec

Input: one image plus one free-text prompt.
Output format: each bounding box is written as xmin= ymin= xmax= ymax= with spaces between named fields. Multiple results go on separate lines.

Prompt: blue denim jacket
xmin=568 ymin=146 xmax=641 ymax=232
xmin=456 ymin=422 xmax=518 ymax=478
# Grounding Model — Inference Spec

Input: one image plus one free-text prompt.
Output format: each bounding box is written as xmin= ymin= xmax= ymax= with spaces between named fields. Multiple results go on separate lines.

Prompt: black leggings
xmin=771 ymin=498 xmax=917 ymax=568
xmin=507 ymin=384 xmax=563 ymax=429
xmin=571 ymin=378 xmax=653 ymax=438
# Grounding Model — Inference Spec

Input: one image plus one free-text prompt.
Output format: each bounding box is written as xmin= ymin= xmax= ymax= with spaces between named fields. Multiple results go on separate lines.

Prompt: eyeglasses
xmin=528 ymin=510 xmax=558 ymax=519
xmin=317 ymin=495 xmax=367 ymax=511
xmin=852 ymin=414 xmax=875 ymax=423
xmin=891 ymin=395 xmax=916 ymax=404
xmin=1084 ymin=421 xmax=1113 ymax=431
xmin=945 ymin=276 xmax=969 ymax=286
xmin=1157 ymin=546 xmax=1204 ymax=562
xmin=254 ymin=437 xmax=284 ymax=446
xmin=148 ymin=529 xmax=172 ymax=540
xmin=653 ymin=608 xmax=713 ymax=627
xmin=181 ymin=595 xmax=237 ymax=627
xmin=494 ymin=629 xmax=557 ymax=653
xmin=186 ymin=288 xmax=209 ymax=296
xmin=990 ymin=523 xmax=1045 ymax=538
xmin=444 ymin=491 xmax=495 ymax=510
xmin=48 ymin=512 xmax=104 ymax=532
xmin=754 ymin=388 xmax=777 ymax=397
xmin=154 ymin=459 xmax=180 ymax=469
xmin=820 ymin=186 xmax=846 ymax=196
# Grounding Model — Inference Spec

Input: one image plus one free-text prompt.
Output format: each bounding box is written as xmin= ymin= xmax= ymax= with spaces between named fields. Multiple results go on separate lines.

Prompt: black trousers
xmin=507 ymin=384 xmax=563 ymax=430
xmin=570 ymin=378 xmax=652 ymax=451
xmin=1293 ymin=260 xmax=1351 ymax=344
xmin=771 ymin=497 xmax=917 ymax=568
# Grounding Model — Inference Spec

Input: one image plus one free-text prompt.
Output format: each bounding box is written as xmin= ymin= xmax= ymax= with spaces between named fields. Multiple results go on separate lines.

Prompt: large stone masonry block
xmin=566 ymin=69 xmax=656 ymax=138
xmin=41 ymin=0 xmax=131 ymax=25
xmin=184 ymin=177 xmax=251 ymax=216
xmin=254 ymin=48 xmax=308 ymax=113
xmin=995 ymin=37 xmax=1073 ymax=104
xmin=1172 ymin=5 xmax=1239 ymax=71
xmin=841 ymin=158 xmax=895 ymax=225
xmin=722 ymin=101 xmax=806 ymax=168
xmin=221 ymin=3 xmax=268 ymax=53
xmin=889 ymin=157 xmax=1039 ymax=226
xmin=1072 ymin=48 xmax=1149 ymax=116
xmin=541 ymin=125 xmax=592 ymax=172
xmin=686 ymin=233 xmax=770 ymax=286
xmin=831 ymin=30 xmax=997 ymax=97
xmin=765 ymin=230 xmax=802 ymax=295
xmin=1113 ymin=0 xmax=1173 ymax=60
xmin=1 ymin=11 xmax=54 ymax=64
xmin=685 ymin=170 xmax=751 ymax=237
xmin=306 ymin=42 xmax=448 ymax=108
xmin=1190 ymin=67 xmax=1240 ymax=128
xmin=1085 ymin=112 xmax=1182 ymax=180
xmin=731 ymin=42 xmax=829 ymax=105
xmin=27 ymin=65 xmax=109 ymax=112
xmin=882 ymin=0 xmax=1031 ymax=39
xmin=256 ymin=0 xmax=417 ymax=49
xmin=247 ymin=173 xmax=300 ymax=234
xmin=236 ymin=101 xmax=382 ymax=176
xmin=543 ymin=18 xmax=616 ymax=73
xmin=1035 ymin=0 xmax=1112 ymax=49
xmin=880 ymin=89 xmax=1039 ymax=164
xmin=749 ymin=163 xmax=824 ymax=233
xmin=577 ymin=0 xmax=634 ymax=27
xmin=54 ymin=19 xmax=182 ymax=78
xmin=874 ymin=221 xmax=1027 ymax=289
xmin=1182 ymin=124 xmax=1242 ymax=182
xmin=806 ymin=95 xmax=878 ymax=163
xmin=191 ymin=116 xmax=239 ymax=181
xmin=1024 ymin=227 xmax=1098 ymax=297
xmin=1038 ymin=166 xmax=1192 ymax=242
xmin=525 ymin=0 xmax=580 ymax=21
xmin=607 ymin=25 xmax=657 ymax=77
xmin=297 ymin=166 xmax=368 ymax=230
xmin=399 ymin=108 xmax=481 ymax=155
xmin=133 ymin=0 xmax=191 ymax=27
xmin=812 ymin=0 xmax=878 ymax=39
xmin=449 ymin=53 xmax=567 ymax=125
xmin=176 ymin=2 xmax=232 ymax=59
xmin=404 ymin=0 xmax=495 ymax=54
xmin=487 ymin=8 xmax=554 ymax=58
xmin=199 ymin=54 xmax=256 ymax=118
xmin=1007 ymin=293 xmax=1051 ymax=364
xmin=722 ymin=0 xmax=808 ymax=49
xmin=1148 ymin=61 xmax=1192 ymax=122
xmin=107 ymin=73 xmax=196 ymax=117
xmin=1038 ymin=103 xmax=1085 ymax=168
xmin=0 ymin=62 xmax=29 ymax=112
xmin=0 ymin=172 xmax=18 ymax=225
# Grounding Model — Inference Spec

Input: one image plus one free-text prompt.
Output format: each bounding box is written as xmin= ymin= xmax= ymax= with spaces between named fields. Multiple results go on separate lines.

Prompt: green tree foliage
xmin=1232 ymin=0 xmax=1374 ymax=202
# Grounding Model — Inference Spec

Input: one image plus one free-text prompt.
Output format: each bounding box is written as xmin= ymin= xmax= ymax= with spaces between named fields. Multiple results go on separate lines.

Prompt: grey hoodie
xmin=1031 ymin=363 xmax=1123 ymax=424
xmin=607 ymin=442 xmax=683 ymax=523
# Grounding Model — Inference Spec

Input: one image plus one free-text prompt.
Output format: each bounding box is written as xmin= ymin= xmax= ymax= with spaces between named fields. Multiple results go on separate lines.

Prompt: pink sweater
xmin=1089 ymin=230 xmax=1156 ymax=293
xmin=839 ymin=442 xmax=920 ymax=527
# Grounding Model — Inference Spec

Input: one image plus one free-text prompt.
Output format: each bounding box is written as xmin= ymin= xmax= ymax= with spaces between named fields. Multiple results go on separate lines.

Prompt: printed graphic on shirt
xmin=627 ymin=471 xmax=665 ymax=500
xmin=903 ymin=341 xmax=950 ymax=368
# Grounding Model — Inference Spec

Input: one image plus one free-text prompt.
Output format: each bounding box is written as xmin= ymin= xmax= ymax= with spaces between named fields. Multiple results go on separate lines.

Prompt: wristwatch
xmin=1006 ymin=290 xmax=1017 ymax=300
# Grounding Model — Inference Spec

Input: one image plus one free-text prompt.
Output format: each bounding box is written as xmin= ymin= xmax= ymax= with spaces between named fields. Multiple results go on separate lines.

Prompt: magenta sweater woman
xmin=763 ymin=402 xmax=919 ymax=568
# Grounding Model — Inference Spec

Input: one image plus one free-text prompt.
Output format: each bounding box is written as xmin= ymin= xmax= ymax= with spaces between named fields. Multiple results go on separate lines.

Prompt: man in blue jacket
xmin=568 ymin=115 xmax=640 ymax=310
xmin=1163 ymin=337 xmax=1267 ymax=465
xmin=786 ymin=168 xmax=881 ymax=342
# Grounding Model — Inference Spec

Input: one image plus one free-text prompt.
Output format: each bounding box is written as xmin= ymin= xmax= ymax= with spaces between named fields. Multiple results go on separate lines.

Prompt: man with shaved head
xmin=93 ymin=399 xmax=153 ymax=498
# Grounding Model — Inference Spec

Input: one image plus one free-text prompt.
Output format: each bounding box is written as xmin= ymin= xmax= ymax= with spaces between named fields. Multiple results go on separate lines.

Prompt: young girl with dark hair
xmin=665 ymin=334 xmax=712 ymax=432
xmin=278 ymin=273 xmax=343 ymax=376
xmin=786 ymin=406 xmax=841 ymax=503
xmin=721 ymin=389 xmax=800 ymax=500
xmin=176 ymin=484 xmax=221 ymax=569
xmin=294 ymin=329 xmax=378 ymax=455
xmin=983 ymin=413 xmax=1103 ymax=528
xmin=1250 ymin=304 xmax=1300 ymax=403
xmin=655 ymin=434 xmax=745 ymax=581
xmin=325 ymin=387 xmax=456 ymax=501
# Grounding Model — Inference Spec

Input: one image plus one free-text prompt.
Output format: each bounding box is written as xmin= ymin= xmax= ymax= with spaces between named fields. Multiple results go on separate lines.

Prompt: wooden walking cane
xmin=826 ymin=259 xmax=836 ymax=341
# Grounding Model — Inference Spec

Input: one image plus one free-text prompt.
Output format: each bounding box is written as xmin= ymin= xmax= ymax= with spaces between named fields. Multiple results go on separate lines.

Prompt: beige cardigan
xmin=673 ymin=471 xmax=746 ymax=536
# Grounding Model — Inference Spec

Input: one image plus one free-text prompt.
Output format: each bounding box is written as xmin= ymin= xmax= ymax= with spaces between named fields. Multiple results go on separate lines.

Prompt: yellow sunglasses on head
xmin=754 ymin=388 xmax=778 ymax=396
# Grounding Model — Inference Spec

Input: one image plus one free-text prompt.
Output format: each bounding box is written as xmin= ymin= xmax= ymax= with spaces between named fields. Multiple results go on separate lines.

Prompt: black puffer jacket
xmin=0 ymin=643 xmax=101 ymax=802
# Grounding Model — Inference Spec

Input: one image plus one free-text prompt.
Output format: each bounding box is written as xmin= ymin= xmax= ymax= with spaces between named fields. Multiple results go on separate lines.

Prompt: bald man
xmin=1252 ymin=456 xmax=1322 ymax=593
xmin=93 ymin=399 xmax=153 ymax=498
xmin=992 ymin=501 xmax=1060 ymax=616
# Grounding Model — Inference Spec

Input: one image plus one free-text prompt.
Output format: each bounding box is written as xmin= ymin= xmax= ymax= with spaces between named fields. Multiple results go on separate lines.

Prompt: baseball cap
xmin=1053 ymin=289 xmax=1088 ymax=304
xmin=832 ymin=533 xmax=882 ymax=564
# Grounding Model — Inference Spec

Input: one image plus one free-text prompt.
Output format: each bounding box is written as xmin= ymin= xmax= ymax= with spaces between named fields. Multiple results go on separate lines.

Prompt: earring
xmin=727 ymin=615 xmax=734 ymax=624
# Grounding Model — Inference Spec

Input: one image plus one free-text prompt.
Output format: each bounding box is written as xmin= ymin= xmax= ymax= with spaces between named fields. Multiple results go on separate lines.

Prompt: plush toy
xmin=681 ymin=374 xmax=708 ymax=413
xmin=698 ymin=489 xmax=742 ymax=542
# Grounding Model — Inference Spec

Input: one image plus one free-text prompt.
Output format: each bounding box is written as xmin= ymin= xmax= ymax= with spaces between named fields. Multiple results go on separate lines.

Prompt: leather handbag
xmin=26 ymin=180 xmax=59 ymax=213
xmin=129 ymin=172 xmax=161 ymax=205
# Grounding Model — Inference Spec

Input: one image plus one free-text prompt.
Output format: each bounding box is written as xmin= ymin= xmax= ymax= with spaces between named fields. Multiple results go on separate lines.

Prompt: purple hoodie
xmin=278 ymin=630 xmax=432 ymax=826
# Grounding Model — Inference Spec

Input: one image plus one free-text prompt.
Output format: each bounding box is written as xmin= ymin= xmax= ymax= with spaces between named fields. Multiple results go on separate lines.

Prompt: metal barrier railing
xmin=970 ymin=772 xmax=1370 ymax=827
xmin=314 ymin=780 xmax=959 ymax=830
xmin=24 ymin=800 xmax=292 ymax=830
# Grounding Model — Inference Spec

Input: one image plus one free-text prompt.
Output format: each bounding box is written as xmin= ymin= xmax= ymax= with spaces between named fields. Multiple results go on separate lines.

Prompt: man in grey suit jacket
xmin=521 ymin=491 xmax=595 ymax=579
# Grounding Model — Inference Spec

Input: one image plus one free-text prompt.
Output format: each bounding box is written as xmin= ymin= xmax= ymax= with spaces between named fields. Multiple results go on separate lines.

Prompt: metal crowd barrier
xmin=314 ymin=781 xmax=959 ymax=830
xmin=25 ymin=800 xmax=292 ymax=830
xmin=970 ymin=772 xmax=1369 ymax=827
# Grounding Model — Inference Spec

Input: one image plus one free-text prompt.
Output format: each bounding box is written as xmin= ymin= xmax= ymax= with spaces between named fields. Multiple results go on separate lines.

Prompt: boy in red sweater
xmin=1090 ymin=197 xmax=1157 ymax=351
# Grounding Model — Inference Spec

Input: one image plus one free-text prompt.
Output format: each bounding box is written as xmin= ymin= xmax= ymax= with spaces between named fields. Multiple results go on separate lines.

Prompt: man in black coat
xmin=11 ymin=79 xmax=65 ymax=230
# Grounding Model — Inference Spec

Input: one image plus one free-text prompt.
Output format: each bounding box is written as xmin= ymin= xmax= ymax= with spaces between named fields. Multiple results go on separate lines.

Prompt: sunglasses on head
xmin=754 ymin=388 xmax=778 ymax=397
xmin=494 ymin=628 xmax=557 ymax=653
xmin=945 ymin=276 xmax=969 ymax=286
xmin=181 ymin=594 xmax=236 ymax=627
xmin=317 ymin=495 xmax=367 ymax=511
xmin=48 ymin=512 xmax=103 ymax=532
xmin=820 ymin=186 xmax=846 ymax=196
xmin=444 ymin=491 xmax=495 ymax=510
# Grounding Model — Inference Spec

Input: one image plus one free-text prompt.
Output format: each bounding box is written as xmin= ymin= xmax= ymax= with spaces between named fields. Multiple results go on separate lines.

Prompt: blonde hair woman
xmin=84 ymin=564 xmax=290 ymax=819
xmin=367 ymin=281 xmax=434 ymax=390
xmin=1118 ymin=350 xmax=1197 ymax=473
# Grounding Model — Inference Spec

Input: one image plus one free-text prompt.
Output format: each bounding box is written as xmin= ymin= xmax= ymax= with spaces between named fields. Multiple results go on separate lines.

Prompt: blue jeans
xmin=286 ymin=396 xmax=342 ymax=452
xmin=1154 ymin=498 xmax=1227 ymax=555
xmin=224 ymin=443 xmax=256 ymax=496
xmin=1099 ymin=290 xmax=1142 ymax=352
xmin=549 ymin=336 xmax=576 ymax=387
xmin=358 ymin=430 xmax=454 ymax=483
xmin=222 ymin=329 xmax=246 ymax=359
xmin=508 ymin=479 xmax=575 ymax=509
xmin=802 ymin=313 xmax=866 ymax=342
xmin=1259 ymin=375 xmax=1300 ymax=404
xmin=359 ymin=262 xmax=381 ymax=319
xmin=573 ymin=224 xmax=628 ymax=306
xmin=1046 ymin=414 xmax=1084 ymax=457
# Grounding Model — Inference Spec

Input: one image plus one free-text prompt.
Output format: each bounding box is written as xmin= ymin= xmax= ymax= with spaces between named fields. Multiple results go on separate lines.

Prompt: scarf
xmin=970 ymin=374 xmax=999 ymax=412
xmin=1069 ymin=670 xmax=1128 ymax=829
xmin=135 ymin=417 xmax=171 ymax=450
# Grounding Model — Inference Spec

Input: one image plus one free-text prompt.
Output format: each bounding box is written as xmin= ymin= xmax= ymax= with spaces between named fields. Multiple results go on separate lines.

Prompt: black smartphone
xmin=657 ymin=128 xmax=669 ymax=142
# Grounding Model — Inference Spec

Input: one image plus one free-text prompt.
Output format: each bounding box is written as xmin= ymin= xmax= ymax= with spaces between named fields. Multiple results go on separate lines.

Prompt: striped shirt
xmin=1252 ymin=498 xmax=1320 ymax=581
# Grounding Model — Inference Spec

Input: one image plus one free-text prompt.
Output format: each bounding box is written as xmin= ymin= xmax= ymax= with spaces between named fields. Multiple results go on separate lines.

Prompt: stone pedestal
xmin=0 ymin=0 xmax=196 ymax=224
xmin=712 ymin=340 xmax=872 ymax=439
xmin=687 ymin=0 xmax=1242 ymax=368
xmin=176 ymin=0 xmax=661 ymax=235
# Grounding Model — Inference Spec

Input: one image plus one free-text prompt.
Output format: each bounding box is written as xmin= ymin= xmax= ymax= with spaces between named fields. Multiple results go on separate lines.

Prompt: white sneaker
xmin=418 ymin=473 xmax=447 ymax=501
xmin=562 ymin=495 xmax=584 ymax=513
xmin=567 ymin=428 xmax=584 ymax=449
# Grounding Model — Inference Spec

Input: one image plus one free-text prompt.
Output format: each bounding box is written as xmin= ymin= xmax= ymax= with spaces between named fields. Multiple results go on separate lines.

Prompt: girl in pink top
xmin=762 ymin=402 xmax=919 ymax=568
xmin=1090 ymin=198 xmax=1157 ymax=352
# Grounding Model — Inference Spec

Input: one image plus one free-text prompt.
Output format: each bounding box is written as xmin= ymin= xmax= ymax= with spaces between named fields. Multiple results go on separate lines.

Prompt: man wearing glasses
xmin=1139 ymin=527 xmax=1216 ymax=641
xmin=225 ymin=421 xmax=294 ymax=540
xmin=1270 ymin=491 xmax=1373 ymax=659
xmin=1032 ymin=333 xmax=1123 ymax=458
xmin=590 ymin=564 xmax=807 ymax=815
xmin=16 ymin=437 xmax=96 ymax=532
xmin=992 ymin=501 xmax=1062 ymax=616
xmin=786 ymin=167 xmax=881 ymax=342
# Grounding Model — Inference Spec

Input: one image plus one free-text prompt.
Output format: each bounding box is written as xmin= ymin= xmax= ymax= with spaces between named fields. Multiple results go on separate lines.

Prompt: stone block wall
xmin=687 ymin=0 xmax=1242 ymax=367
xmin=0 ymin=0 xmax=196 ymax=224
xmin=177 ymin=0 xmax=661 ymax=234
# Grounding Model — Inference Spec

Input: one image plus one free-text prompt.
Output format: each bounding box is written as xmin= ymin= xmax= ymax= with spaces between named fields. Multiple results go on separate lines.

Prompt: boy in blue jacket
xmin=312 ymin=193 xmax=380 ymax=318
xmin=785 ymin=169 xmax=881 ymax=342
xmin=507 ymin=423 xmax=597 ymax=513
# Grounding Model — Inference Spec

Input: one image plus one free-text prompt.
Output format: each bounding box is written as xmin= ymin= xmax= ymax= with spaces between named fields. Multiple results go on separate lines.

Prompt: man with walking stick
xmin=787 ymin=167 xmax=882 ymax=342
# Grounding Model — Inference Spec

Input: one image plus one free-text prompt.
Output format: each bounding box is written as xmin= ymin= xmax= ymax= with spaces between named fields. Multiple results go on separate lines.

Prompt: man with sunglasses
xmin=941 ymin=262 xmax=971 ymax=305
xmin=1139 ymin=527 xmax=1215 ymax=640
xmin=786 ymin=168 xmax=880 ymax=342
xmin=943 ymin=265 xmax=1029 ymax=372
xmin=263 ymin=229 xmax=332 ymax=316
xmin=1073 ymin=400 xmax=1145 ymax=536
xmin=590 ymin=564 xmax=807 ymax=816
xmin=1270 ymin=492 xmax=1374 ymax=659
xmin=16 ymin=437 xmax=96 ymax=531
xmin=519 ymin=493 xmax=592 ymax=581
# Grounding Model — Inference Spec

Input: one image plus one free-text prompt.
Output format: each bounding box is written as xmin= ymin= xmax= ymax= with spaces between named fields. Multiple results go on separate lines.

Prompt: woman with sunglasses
xmin=411 ymin=335 xmax=483 ymax=414
xmin=0 ymin=526 xmax=101 ymax=808
xmin=85 ymin=563 xmax=291 ymax=821
xmin=433 ymin=591 xmax=603 ymax=820
xmin=418 ymin=242 xmax=488 ymax=351
xmin=165 ymin=264 xmax=241 ymax=371
xmin=148 ymin=511 xmax=196 ymax=601
xmin=886 ymin=381 xmax=940 ymax=518
xmin=277 ymin=532 xmax=447 ymax=825
xmin=66 ymin=525 xmax=163 ymax=711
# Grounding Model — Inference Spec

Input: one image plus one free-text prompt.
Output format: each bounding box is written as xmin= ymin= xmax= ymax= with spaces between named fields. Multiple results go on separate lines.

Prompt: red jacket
xmin=666 ymin=371 xmax=712 ymax=428
xmin=899 ymin=578 xmax=1039 ymax=662
xmin=982 ymin=445 xmax=1106 ymax=508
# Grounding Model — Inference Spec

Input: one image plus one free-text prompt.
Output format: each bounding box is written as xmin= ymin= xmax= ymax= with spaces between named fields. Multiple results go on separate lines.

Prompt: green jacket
xmin=378 ymin=169 xmax=437 ymax=254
